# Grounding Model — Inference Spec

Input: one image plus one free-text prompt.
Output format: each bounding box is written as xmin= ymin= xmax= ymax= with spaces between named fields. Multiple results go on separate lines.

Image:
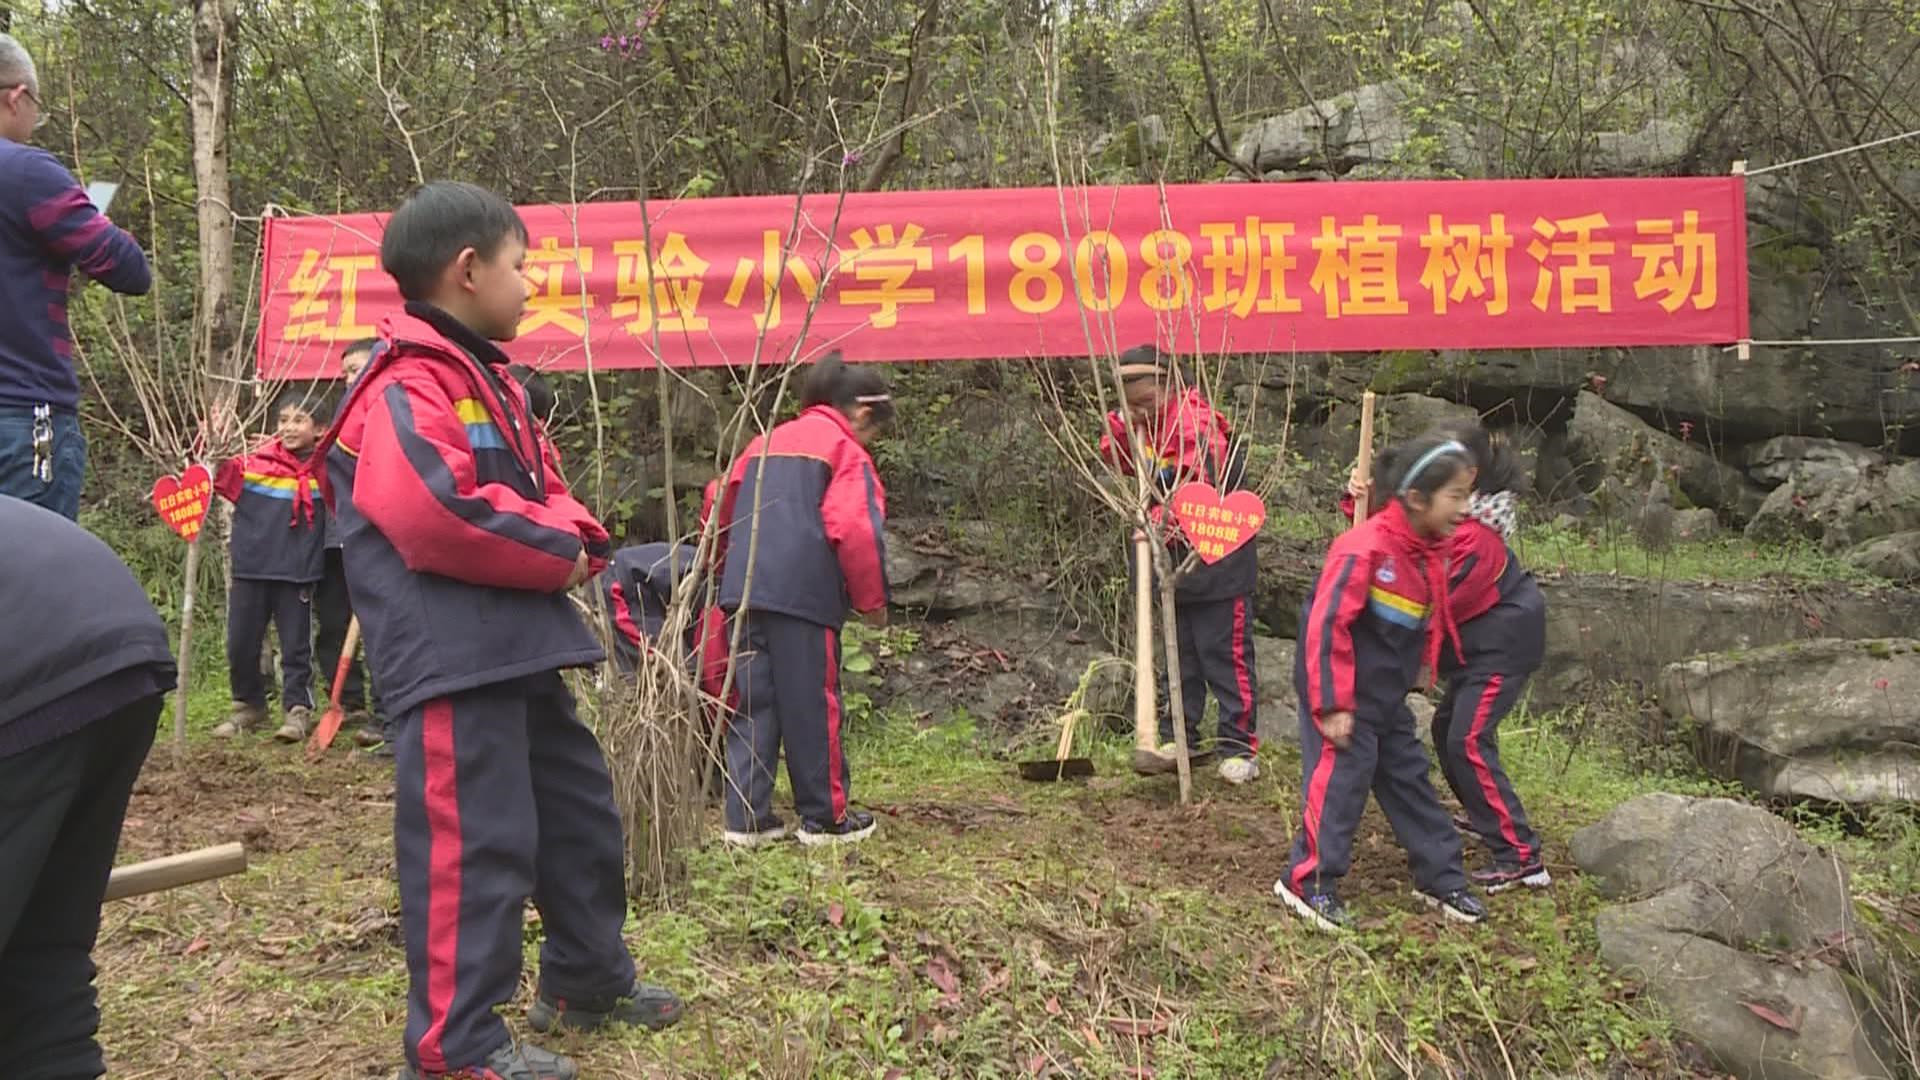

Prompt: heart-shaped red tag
xmin=1170 ymin=482 xmax=1266 ymax=564
xmin=151 ymin=464 xmax=214 ymax=542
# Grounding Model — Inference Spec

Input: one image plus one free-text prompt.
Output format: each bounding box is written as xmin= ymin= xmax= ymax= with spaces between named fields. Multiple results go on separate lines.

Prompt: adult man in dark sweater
xmin=0 ymin=34 xmax=151 ymax=519
xmin=0 ymin=495 xmax=178 ymax=1078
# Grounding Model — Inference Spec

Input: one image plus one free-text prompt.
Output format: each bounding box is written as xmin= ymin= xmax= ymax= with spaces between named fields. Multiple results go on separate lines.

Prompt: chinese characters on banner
xmin=256 ymin=179 xmax=1749 ymax=379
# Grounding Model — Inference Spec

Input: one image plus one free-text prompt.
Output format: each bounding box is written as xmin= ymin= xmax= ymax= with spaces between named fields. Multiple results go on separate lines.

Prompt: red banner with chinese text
xmin=256 ymin=178 xmax=1748 ymax=379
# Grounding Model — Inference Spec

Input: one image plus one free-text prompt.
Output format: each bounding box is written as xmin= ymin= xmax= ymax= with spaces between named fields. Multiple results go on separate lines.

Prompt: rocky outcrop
xmin=1747 ymin=456 xmax=1920 ymax=551
xmin=1573 ymin=794 xmax=1895 ymax=1080
xmin=1566 ymin=391 xmax=1764 ymax=521
xmin=1660 ymin=639 xmax=1920 ymax=805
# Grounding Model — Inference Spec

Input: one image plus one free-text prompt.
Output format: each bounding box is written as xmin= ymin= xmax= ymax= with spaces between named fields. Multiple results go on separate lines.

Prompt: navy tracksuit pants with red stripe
xmin=1285 ymin=646 xmax=1467 ymax=898
xmin=725 ymin=611 xmax=851 ymax=833
xmin=1433 ymin=580 xmax=1545 ymax=867
xmin=1159 ymin=595 xmax=1259 ymax=758
xmin=393 ymin=671 xmax=636 ymax=1074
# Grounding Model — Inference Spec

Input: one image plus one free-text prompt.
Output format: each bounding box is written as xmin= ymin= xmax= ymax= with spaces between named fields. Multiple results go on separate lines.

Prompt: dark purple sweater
xmin=0 ymin=138 xmax=151 ymax=411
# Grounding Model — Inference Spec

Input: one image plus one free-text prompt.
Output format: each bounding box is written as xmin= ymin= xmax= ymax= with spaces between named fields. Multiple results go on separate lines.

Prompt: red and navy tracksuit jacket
xmin=1100 ymin=388 xmax=1259 ymax=754
xmin=309 ymin=304 xmax=638 ymax=1075
xmin=214 ymin=439 xmax=326 ymax=582
xmin=714 ymin=404 xmax=889 ymax=626
xmin=1287 ymin=500 xmax=1470 ymax=898
xmin=310 ymin=303 xmax=609 ymax=718
xmin=710 ymin=405 xmax=888 ymax=833
xmin=1099 ymin=387 xmax=1255 ymax=601
xmin=1430 ymin=496 xmax=1546 ymax=866
xmin=601 ymin=541 xmax=730 ymax=703
xmin=1331 ymin=489 xmax=1546 ymax=869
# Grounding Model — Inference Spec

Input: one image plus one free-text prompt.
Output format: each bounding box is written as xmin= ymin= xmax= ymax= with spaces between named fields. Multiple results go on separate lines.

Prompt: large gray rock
xmin=1660 ymin=639 xmax=1920 ymax=805
xmin=1588 ymin=117 xmax=1696 ymax=175
xmin=1746 ymin=457 xmax=1920 ymax=551
xmin=1234 ymin=81 xmax=1468 ymax=176
xmin=1573 ymin=794 xmax=1893 ymax=1080
xmin=1566 ymin=390 xmax=1765 ymax=520
xmin=1847 ymin=531 xmax=1920 ymax=584
xmin=1744 ymin=437 xmax=1885 ymax=491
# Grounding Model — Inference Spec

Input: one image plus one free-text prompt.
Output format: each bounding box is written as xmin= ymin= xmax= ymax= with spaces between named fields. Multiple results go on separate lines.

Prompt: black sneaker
xmin=1470 ymin=860 xmax=1553 ymax=894
xmin=796 ymin=809 xmax=877 ymax=846
xmin=1416 ymin=888 xmax=1488 ymax=925
xmin=1273 ymin=880 xmax=1353 ymax=933
xmin=527 ymin=979 xmax=686 ymax=1034
xmin=396 ymin=1040 xmax=577 ymax=1080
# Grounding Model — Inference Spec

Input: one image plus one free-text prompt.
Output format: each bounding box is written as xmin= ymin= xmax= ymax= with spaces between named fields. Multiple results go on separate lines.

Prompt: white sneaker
xmin=720 ymin=824 xmax=787 ymax=848
xmin=1218 ymin=757 xmax=1260 ymax=785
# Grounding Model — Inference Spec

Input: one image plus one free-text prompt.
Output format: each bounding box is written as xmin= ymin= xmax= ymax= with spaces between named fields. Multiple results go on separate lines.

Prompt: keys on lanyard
xmin=31 ymin=404 xmax=53 ymax=486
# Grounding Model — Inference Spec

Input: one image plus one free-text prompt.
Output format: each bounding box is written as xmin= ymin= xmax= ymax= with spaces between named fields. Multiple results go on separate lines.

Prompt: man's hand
xmin=860 ymin=606 xmax=890 ymax=628
xmin=1318 ymin=710 xmax=1354 ymax=749
xmin=564 ymin=549 xmax=591 ymax=590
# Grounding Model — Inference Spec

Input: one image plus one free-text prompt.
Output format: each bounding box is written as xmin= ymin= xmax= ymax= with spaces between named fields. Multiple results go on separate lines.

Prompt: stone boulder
xmin=1572 ymin=794 xmax=1894 ymax=1080
xmin=1660 ymin=639 xmax=1920 ymax=805
xmin=1565 ymin=390 xmax=1765 ymax=521
xmin=1234 ymin=81 xmax=1468 ymax=177
xmin=1847 ymin=531 xmax=1920 ymax=584
xmin=1745 ymin=457 xmax=1920 ymax=552
xmin=1743 ymin=437 xmax=1885 ymax=491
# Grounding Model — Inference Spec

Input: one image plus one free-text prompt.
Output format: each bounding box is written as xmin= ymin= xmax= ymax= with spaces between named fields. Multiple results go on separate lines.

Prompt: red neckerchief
xmin=250 ymin=437 xmax=319 ymax=528
xmin=1374 ymin=500 xmax=1461 ymax=688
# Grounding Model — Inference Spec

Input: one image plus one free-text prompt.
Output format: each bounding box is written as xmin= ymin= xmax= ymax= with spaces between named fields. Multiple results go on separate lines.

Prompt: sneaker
xmin=1470 ymin=860 xmax=1553 ymax=894
xmin=1416 ymin=888 xmax=1489 ymax=925
xmin=1451 ymin=812 xmax=1477 ymax=834
xmin=527 ymin=979 xmax=686 ymax=1034
xmin=1217 ymin=756 xmax=1260 ymax=785
xmin=273 ymin=705 xmax=313 ymax=743
xmin=212 ymin=702 xmax=265 ymax=738
xmin=720 ymin=821 xmax=788 ymax=848
xmin=396 ymin=1040 xmax=578 ymax=1080
xmin=796 ymin=809 xmax=877 ymax=846
xmin=1273 ymin=880 xmax=1353 ymax=933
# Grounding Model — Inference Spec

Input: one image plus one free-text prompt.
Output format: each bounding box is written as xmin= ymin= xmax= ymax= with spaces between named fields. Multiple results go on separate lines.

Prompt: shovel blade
xmin=306 ymin=704 xmax=346 ymax=761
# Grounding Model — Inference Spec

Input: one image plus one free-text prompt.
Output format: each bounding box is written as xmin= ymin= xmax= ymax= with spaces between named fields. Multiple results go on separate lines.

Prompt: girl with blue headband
xmin=1278 ymin=433 xmax=1485 ymax=932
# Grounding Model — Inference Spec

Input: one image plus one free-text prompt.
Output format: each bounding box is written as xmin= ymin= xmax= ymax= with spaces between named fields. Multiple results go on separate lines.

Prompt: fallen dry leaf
xmin=1044 ymin=995 xmax=1063 ymax=1016
xmin=926 ymin=954 xmax=960 ymax=1003
xmin=979 ymin=965 xmax=1011 ymax=999
xmin=1740 ymin=1000 xmax=1802 ymax=1033
xmin=826 ymin=901 xmax=845 ymax=928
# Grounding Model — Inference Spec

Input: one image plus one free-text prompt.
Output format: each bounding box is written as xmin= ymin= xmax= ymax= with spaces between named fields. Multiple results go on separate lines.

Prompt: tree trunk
xmin=189 ymin=0 xmax=241 ymax=387
xmin=173 ymin=537 xmax=202 ymax=753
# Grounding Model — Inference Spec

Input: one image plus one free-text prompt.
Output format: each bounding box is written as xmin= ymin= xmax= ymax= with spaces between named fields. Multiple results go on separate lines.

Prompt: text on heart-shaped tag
xmin=1170 ymin=482 xmax=1266 ymax=564
xmin=151 ymin=464 xmax=214 ymax=542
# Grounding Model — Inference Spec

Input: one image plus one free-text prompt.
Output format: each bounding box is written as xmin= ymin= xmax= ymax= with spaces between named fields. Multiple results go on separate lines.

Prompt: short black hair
xmin=1374 ymin=433 xmax=1472 ymax=503
xmin=341 ymin=337 xmax=380 ymax=361
xmin=1428 ymin=420 xmax=1524 ymax=495
xmin=507 ymin=363 xmax=556 ymax=423
xmin=800 ymin=352 xmax=894 ymax=425
xmin=380 ymin=181 xmax=529 ymax=302
xmin=273 ymin=384 xmax=334 ymax=425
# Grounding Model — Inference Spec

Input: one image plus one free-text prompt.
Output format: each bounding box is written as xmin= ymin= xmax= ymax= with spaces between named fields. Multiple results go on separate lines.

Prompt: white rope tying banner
xmin=1743 ymin=127 xmax=1920 ymax=176
xmin=1725 ymin=336 xmax=1920 ymax=354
